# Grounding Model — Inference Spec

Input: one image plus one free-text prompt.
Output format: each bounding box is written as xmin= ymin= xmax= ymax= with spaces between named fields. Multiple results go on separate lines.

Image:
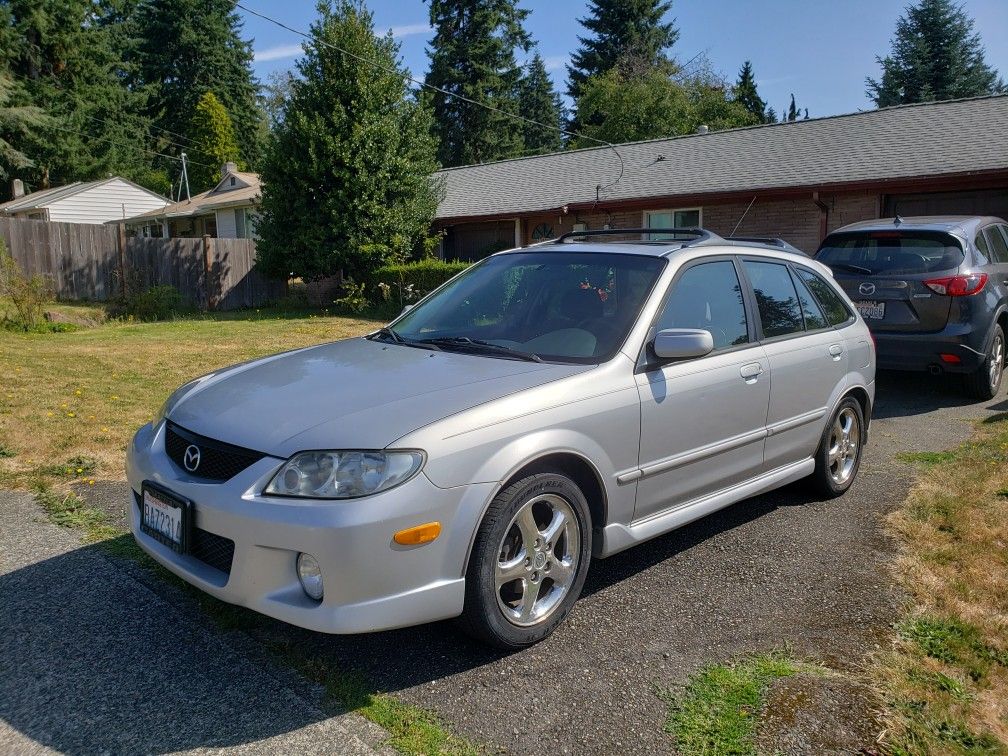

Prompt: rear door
xmin=815 ymin=230 xmax=964 ymax=333
xmin=741 ymin=259 xmax=849 ymax=471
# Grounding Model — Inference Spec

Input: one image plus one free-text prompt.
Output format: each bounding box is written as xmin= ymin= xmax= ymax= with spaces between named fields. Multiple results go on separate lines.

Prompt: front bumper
xmin=127 ymin=422 xmax=495 ymax=634
xmin=872 ymin=322 xmax=986 ymax=373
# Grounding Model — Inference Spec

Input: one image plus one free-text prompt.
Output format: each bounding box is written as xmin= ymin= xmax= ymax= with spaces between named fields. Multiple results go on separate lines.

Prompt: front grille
xmin=133 ymin=490 xmax=235 ymax=575
xmin=165 ymin=422 xmax=266 ymax=481
xmin=190 ymin=528 xmax=235 ymax=575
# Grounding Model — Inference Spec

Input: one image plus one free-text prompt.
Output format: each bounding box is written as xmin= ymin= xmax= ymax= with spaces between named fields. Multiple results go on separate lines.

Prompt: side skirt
xmin=598 ymin=458 xmax=814 ymax=557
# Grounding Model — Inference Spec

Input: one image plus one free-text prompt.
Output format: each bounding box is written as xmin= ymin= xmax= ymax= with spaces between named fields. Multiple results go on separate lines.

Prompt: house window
xmin=230 ymin=177 xmax=236 ymax=187
xmin=235 ymin=208 xmax=246 ymax=238
xmin=643 ymin=208 xmax=702 ymax=240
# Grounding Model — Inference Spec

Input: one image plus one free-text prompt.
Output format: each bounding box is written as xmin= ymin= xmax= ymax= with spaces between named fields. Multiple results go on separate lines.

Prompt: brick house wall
xmin=512 ymin=190 xmax=883 ymax=254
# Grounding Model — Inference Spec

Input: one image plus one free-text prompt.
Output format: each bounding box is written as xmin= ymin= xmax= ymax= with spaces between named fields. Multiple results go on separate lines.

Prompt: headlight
xmin=265 ymin=450 xmax=424 ymax=499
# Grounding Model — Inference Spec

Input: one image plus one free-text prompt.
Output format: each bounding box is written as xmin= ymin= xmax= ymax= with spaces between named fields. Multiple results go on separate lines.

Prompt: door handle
xmin=740 ymin=363 xmax=763 ymax=382
xmin=828 ymin=344 xmax=843 ymax=360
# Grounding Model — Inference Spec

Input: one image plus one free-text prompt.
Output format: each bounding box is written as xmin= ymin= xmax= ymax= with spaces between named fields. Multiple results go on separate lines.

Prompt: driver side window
xmin=656 ymin=261 xmax=749 ymax=350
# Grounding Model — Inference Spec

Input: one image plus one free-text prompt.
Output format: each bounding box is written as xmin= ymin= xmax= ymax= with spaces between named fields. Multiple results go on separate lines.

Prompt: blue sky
xmin=243 ymin=0 xmax=1008 ymax=119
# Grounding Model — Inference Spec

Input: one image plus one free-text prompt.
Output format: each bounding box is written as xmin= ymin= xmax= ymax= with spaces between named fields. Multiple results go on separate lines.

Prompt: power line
xmin=79 ymin=112 xmax=193 ymax=154
xmin=44 ymin=119 xmax=217 ymax=169
xmin=235 ymin=1 xmax=624 ymax=192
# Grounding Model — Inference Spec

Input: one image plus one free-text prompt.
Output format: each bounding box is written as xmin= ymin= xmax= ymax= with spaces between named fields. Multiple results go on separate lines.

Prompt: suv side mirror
xmin=652 ymin=328 xmax=715 ymax=361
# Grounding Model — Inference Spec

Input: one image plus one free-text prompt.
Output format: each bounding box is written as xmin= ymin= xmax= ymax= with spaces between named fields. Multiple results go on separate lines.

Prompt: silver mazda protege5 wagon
xmin=128 ymin=228 xmax=875 ymax=648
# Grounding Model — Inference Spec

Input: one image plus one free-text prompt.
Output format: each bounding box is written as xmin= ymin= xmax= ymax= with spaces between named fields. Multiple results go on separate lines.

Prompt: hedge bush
xmin=370 ymin=259 xmax=470 ymax=304
xmin=108 ymin=284 xmax=188 ymax=322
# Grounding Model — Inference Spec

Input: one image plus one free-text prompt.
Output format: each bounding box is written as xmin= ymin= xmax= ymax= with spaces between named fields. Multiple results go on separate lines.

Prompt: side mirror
xmin=400 ymin=304 xmax=414 ymax=315
xmin=652 ymin=328 xmax=714 ymax=361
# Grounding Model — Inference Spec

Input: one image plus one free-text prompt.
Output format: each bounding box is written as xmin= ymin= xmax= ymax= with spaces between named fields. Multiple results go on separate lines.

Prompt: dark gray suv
xmin=815 ymin=216 xmax=1007 ymax=399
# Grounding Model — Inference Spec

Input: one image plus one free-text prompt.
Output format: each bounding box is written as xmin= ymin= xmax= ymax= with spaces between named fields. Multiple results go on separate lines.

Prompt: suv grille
xmin=165 ymin=422 xmax=266 ymax=481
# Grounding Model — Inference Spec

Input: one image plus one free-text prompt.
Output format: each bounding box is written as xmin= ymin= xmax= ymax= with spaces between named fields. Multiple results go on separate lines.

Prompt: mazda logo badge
xmin=183 ymin=445 xmax=201 ymax=472
xmin=858 ymin=282 xmax=876 ymax=296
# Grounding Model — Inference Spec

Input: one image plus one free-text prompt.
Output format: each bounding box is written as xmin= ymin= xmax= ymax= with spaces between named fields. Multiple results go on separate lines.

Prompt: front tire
xmin=809 ymin=397 xmax=865 ymax=498
xmin=964 ymin=324 xmax=1004 ymax=401
xmin=458 ymin=472 xmax=592 ymax=649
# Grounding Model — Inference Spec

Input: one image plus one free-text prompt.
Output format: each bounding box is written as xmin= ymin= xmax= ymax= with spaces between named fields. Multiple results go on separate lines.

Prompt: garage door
xmin=884 ymin=188 xmax=1008 ymax=219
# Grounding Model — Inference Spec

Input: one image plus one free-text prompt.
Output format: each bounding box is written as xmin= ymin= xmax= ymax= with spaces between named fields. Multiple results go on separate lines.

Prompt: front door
xmin=633 ymin=259 xmax=770 ymax=521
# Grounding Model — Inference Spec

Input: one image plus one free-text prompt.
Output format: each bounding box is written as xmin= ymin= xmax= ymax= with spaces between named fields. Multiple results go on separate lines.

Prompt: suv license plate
xmin=855 ymin=300 xmax=885 ymax=320
xmin=140 ymin=484 xmax=191 ymax=553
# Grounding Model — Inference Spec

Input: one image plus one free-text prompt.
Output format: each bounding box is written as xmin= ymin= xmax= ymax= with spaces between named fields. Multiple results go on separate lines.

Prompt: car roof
xmin=500 ymin=231 xmax=812 ymax=259
xmin=829 ymin=215 xmax=1007 ymax=237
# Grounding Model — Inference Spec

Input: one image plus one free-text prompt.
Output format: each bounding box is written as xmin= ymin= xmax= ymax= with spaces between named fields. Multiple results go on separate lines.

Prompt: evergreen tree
xmin=783 ymin=93 xmax=808 ymax=121
xmin=425 ymin=0 xmax=530 ymax=167
xmin=3 ymin=0 xmax=161 ymax=192
xmin=732 ymin=60 xmax=769 ymax=124
xmin=187 ymin=92 xmax=242 ymax=191
xmin=765 ymin=106 xmax=778 ymax=123
xmin=567 ymin=0 xmax=678 ymax=103
xmin=135 ymin=0 xmax=264 ymax=168
xmin=518 ymin=53 xmax=563 ymax=155
xmin=256 ymin=0 xmax=441 ymax=282
xmin=571 ymin=58 xmax=758 ymax=147
xmin=867 ymin=0 xmax=1004 ymax=106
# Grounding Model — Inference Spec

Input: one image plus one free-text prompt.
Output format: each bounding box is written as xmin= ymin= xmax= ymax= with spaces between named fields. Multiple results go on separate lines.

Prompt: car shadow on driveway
xmin=0 ymin=534 xmax=382 ymax=754
xmin=871 ymin=369 xmax=982 ymax=419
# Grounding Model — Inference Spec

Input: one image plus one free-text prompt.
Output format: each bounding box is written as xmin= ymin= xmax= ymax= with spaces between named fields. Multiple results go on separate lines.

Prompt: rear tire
xmin=963 ymin=324 xmax=1004 ymax=401
xmin=458 ymin=472 xmax=592 ymax=649
xmin=809 ymin=397 xmax=865 ymax=498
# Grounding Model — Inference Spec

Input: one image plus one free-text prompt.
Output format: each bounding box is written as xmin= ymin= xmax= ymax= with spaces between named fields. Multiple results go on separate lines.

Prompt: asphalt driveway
xmin=2 ymin=372 xmax=1005 ymax=754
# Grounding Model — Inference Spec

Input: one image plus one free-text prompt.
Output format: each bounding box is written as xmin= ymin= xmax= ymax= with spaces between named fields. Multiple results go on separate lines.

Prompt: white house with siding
xmin=122 ymin=163 xmax=260 ymax=239
xmin=0 ymin=177 xmax=169 ymax=224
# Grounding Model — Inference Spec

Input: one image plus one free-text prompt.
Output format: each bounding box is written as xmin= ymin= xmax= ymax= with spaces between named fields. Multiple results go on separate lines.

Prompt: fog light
xmin=939 ymin=353 xmax=961 ymax=364
xmin=296 ymin=552 xmax=324 ymax=600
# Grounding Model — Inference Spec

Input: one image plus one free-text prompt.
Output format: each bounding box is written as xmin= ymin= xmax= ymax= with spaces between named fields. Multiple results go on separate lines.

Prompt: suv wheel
xmin=459 ymin=472 xmax=591 ymax=649
xmin=964 ymin=324 xmax=1005 ymax=401
xmin=809 ymin=397 xmax=865 ymax=498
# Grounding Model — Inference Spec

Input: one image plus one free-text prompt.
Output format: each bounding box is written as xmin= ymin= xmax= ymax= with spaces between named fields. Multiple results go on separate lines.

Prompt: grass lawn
xmin=875 ymin=412 xmax=1008 ymax=753
xmin=0 ymin=306 xmax=380 ymax=487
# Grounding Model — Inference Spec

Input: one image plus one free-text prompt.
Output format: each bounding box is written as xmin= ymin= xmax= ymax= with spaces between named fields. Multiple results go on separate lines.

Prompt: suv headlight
xmin=265 ymin=451 xmax=424 ymax=499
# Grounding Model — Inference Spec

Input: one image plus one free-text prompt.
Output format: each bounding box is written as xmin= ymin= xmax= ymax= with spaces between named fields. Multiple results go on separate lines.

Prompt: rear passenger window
xmin=796 ymin=268 xmax=852 ymax=326
xmin=657 ymin=261 xmax=748 ymax=350
xmin=987 ymin=226 xmax=1008 ymax=263
xmin=743 ymin=261 xmax=804 ymax=338
xmin=791 ymin=271 xmax=829 ymax=330
xmin=975 ymin=231 xmax=991 ymax=263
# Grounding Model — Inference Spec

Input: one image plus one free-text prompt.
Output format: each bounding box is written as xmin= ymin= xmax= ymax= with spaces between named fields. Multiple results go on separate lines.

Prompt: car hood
xmin=167 ymin=337 xmax=591 ymax=457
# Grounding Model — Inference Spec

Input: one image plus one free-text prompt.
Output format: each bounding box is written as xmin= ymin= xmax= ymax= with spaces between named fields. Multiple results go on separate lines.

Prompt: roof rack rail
xmin=557 ymin=227 xmax=714 ymax=244
xmin=728 ymin=236 xmax=804 ymax=253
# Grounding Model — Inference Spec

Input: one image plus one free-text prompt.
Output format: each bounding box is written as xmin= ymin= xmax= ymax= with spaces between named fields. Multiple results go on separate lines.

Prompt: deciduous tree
xmin=187 ymin=92 xmax=242 ymax=191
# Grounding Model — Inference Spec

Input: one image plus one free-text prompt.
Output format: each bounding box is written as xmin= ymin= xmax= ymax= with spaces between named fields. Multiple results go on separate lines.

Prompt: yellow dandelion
xmin=101 ymin=427 xmax=109 ymax=432
xmin=88 ymin=479 xmax=95 ymax=486
xmin=76 ymin=468 xmax=83 ymax=474
xmin=111 ymin=395 xmax=119 ymax=401
xmin=74 ymin=390 xmax=82 ymax=396
xmin=61 ymin=403 xmax=68 ymax=409
xmin=89 ymin=415 xmax=96 ymax=420
xmin=67 ymin=412 xmax=76 ymax=418
xmin=47 ymin=412 xmax=54 ymax=417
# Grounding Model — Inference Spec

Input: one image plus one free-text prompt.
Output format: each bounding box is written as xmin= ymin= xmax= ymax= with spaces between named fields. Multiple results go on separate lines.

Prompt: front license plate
xmin=855 ymin=300 xmax=886 ymax=320
xmin=141 ymin=484 xmax=191 ymax=553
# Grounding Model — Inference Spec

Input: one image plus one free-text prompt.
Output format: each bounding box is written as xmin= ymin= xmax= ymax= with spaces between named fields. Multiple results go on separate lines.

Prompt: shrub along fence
xmin=0 ymin=216 xmax=286 ymax=310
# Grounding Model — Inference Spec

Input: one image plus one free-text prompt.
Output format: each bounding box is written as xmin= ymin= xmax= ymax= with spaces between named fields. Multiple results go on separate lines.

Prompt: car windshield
xmin=816 ymin=230 xmax=964 ymax=275
xmin=384 ymin=251 xmax=666 ymax=363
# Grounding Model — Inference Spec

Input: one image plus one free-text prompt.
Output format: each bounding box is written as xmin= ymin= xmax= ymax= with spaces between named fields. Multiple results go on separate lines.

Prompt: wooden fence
xmin=0 ymin=216 xmax=286 ymax=309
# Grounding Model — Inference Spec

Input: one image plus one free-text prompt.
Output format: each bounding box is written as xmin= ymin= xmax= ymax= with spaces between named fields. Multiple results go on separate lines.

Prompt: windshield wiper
xmin=369 ymin=326 xmax=405 ymax=343
xmin=416 ymin=337 xmax=542 ymax=363
xmin=827 ymin=262 xmax=875 ymax=276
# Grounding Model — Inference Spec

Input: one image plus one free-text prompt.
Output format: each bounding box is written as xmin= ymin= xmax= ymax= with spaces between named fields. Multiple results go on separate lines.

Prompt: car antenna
xmin=730 ymin=195 xmax=758 ymax=237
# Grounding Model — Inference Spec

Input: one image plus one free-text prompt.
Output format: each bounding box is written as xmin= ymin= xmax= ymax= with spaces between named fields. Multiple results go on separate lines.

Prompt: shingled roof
xmin=434 ymin=95 xmax=1008 ymax=221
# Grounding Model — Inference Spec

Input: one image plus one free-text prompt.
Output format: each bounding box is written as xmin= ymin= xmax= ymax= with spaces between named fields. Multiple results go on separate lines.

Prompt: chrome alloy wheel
xmin=989 ymin=331 xmax=1004 ymax=392
xmin=827 ymin=407 xmax=861 ymax=486
xmin=495 ymin=493 xmax=580 ymax=627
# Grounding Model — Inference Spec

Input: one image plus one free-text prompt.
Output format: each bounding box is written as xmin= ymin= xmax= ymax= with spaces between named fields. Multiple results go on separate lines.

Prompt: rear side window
xmin=743 ymin=260 xmax=804 ymax=338
xmin=795 ymin=268 xmax=852 ymax=326
xmin=791 ymin=272 xmax=829 ymax=330
xmin=986 ymin=226 xmax=1008 ymax=263
xmin=975 ymin=231 xmax=991 ymax=263
xmin=816 ymin=231 xmax=964 ymax=274
xmin=657 ymin=261 xmax=748 ymax=350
